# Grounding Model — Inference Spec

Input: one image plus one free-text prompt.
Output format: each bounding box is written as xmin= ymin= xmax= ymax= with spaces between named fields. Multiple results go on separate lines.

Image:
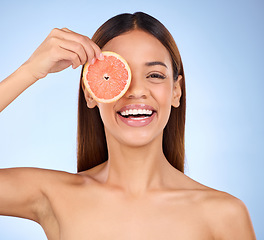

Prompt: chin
xmin=115 ymin=129 xmax=163 ymax=148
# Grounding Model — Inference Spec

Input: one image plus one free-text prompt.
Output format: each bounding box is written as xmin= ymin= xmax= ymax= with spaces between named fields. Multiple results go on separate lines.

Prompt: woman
xmin=0 ymin=12 xmax=256 ymax=239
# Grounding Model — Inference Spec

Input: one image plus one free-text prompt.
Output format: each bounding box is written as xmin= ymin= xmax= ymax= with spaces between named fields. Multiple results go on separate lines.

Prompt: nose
xmin=124 ymin=74 xmax=149 ymax=99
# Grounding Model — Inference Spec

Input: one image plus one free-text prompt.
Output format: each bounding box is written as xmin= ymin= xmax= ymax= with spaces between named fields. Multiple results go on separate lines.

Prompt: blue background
xmin=0 ymin=0 xmax=263 ymax=239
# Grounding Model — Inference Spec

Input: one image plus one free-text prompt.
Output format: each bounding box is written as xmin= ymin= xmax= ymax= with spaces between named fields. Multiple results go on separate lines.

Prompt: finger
xmin=56 ymin=28 xmax=102 ymax=64
xmin=57 ymin=38 xmax=87 ymax=65
xmin=89 ymin=40 xmax=104 ymax=60
xmin=57 ymin=47 xmax=81 ymax=69
xmin=61 ymin=27 xmax=71 ymax=32
xmin=61 ymin=27 xmax=73 ymax=33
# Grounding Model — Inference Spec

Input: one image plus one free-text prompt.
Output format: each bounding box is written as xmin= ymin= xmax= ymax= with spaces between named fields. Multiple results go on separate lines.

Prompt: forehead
xmin=101 ymin=30 xmax=172 ymax=68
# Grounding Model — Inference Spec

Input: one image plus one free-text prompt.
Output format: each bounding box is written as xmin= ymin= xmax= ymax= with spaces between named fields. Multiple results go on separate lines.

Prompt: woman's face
xmin=85 ymin=30 xmax=182 ymax=147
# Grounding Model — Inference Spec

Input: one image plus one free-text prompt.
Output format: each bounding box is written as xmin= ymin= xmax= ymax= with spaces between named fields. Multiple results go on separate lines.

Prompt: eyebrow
xmin=145 ymin=61 xmax=168 ymax=68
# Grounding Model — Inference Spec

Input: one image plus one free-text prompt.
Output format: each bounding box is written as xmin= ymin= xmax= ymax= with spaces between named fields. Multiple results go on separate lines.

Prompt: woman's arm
xmin=0 ymin=28 xmax=101 ymax=222
xmin=0 ymin=64 xmax=37 ymax=112
xmin=0 ymin=28 xmax=103 ymax=112
xmin=0 ymin=167 xmax=83 ymax=225
xmin=0 ymin=168 xmax=49 ymax=222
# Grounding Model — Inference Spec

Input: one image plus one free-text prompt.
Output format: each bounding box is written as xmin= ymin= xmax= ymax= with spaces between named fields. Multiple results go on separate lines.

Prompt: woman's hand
xmin=0 ymin=28 xmax=102 ymax=112
xmin=23 ymin=28 xmax=103 ymax=81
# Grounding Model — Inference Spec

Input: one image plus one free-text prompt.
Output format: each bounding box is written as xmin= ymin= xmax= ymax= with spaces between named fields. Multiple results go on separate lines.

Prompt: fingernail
xmin=99 ymin=53 xmax=104 ymax=60
xmin=91 ymin=58 xmax=96 ymax=65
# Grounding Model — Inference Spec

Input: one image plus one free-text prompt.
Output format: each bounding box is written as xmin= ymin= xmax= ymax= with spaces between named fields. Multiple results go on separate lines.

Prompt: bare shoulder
xmin=203 ymin=190 xmax=255 ymax=239
xmin=0 ymin=166 xmax=87 ymax=199
xmin=0 ymin=167 xmax=87 ymax=228
xmin=179 ymin=173 xmax=256 ymax=240
xmin=10 ymin=167 xmax=86 ymax=186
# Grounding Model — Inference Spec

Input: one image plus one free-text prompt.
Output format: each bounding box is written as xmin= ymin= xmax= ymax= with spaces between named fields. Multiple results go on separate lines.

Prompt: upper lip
xmin=117 ymin=104 xmax=156 ymax=113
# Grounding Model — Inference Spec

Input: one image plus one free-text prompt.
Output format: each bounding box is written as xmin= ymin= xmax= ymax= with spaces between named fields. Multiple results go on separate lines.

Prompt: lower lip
xmin=117 ymin=112 xmax=156 ymax=127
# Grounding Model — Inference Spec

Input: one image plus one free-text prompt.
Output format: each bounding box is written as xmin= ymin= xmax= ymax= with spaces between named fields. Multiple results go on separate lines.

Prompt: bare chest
xmin=61 ymin=209 xmax=211 ymax=240
xmin=46 ymin=189 xmax=214 ymax=240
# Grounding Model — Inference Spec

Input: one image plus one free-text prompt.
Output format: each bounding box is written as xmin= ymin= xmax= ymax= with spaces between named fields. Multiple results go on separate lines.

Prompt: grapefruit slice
xmin=82 ymin=51 xmax=131 ymax=103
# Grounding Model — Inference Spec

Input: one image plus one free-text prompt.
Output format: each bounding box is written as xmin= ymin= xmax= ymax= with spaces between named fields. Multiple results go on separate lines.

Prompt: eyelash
xmin=147 ymin=73 xmax=166 ymax=79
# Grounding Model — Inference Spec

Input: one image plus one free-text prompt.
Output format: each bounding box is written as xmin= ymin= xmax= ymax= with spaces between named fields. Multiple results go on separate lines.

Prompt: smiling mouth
xmin=117 ymin=109 xmax=156 ymax=119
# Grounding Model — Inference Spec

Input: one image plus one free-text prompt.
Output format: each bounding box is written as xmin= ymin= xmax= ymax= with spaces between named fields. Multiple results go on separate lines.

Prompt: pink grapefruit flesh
xmin=82 ymin=51 xmax=131 ymax=103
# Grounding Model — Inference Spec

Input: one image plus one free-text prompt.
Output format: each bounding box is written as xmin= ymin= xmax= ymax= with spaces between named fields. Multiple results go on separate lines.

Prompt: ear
xmin=171 ymin=75 xmax=182 ymax=108
xmin=82 ymin=82 xmax=97 ymax=108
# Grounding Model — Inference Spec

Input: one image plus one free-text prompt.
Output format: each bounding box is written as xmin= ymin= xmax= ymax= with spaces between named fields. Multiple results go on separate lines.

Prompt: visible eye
xmin=146 ymin=73 xmax=166 ymax=80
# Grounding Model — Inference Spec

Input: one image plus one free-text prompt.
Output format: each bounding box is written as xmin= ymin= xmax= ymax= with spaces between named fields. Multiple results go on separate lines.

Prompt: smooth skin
xmin=0 ymin=28 xmax=256 ymax=240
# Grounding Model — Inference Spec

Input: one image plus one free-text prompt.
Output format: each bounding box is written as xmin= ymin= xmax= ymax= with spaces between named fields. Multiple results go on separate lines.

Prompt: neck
xmin=99 ymin=132 xmax=174 ymax=196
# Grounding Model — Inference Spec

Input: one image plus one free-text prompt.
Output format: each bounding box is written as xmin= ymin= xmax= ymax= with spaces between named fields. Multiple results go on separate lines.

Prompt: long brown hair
xmin=77 ymin=12 xmax=186 ymax=173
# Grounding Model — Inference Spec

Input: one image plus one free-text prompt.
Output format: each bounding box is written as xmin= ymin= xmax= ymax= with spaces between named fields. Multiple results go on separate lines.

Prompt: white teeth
xmin=132 ymin=109 xmax=137 ymax=115
xmin=119 ymin=109 xmax=153 ymax=116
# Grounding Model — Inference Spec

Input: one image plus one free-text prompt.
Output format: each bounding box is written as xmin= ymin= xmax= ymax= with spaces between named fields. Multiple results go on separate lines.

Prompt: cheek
xmin=152 ymin=83 xmax=173 ymax=107
xmin=151 ymin=83 xmax=173 ymax=127
xmin=97 ymin=104 xmax=115 ymax=127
